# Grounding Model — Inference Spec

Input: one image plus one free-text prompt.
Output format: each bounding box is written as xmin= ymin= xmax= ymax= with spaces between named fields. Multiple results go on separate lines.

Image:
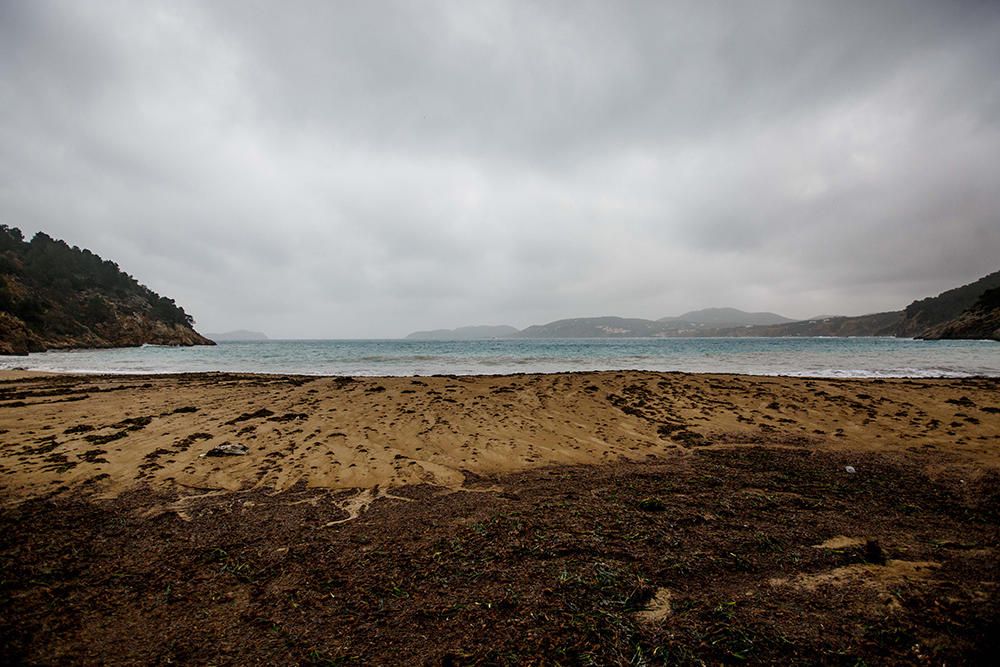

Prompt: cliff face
xmin=897 ymin=270 xmax=1000 ymax=337
xmin=0 ymin=226 xmax=214 ymax=355
xmin=919 ymin=287 xmax=1000 ymax=341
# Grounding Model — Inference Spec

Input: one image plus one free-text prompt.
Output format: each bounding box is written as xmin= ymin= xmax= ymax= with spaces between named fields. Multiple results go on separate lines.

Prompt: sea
xmin=1 ymin=337 xmax=998 ymax=378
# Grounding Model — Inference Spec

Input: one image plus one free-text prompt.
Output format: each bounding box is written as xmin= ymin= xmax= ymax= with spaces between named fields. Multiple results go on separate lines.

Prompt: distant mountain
xmin=411 ymin=271 xmax=1000 ymax=342
xmin=517 ymin=310 xmax=794 ymax=338
xmin=661 ymin=307 xmax=795 ymax=327
xmin=920 ymin=287 xmax=1000 ymax=341
xmin=0 ymin=225 xmax=214 ymax=355
xmin=517 ymin=317 xmax=671 ymax=338
xmin=714 ymin=311 xmax=904 ymax=338
xmin=694 ymin=270 xmax=1000 ymax=339
xmin=513 ymin=311 xmax=905 ymax=339
xmin=406 ymin=325 xmax=519 ymax=340
xmin=205 ymin=330 xmax=269 ymax=341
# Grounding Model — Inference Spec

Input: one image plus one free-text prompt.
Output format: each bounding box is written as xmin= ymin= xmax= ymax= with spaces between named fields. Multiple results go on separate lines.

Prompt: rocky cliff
xmin=898 ymin=270 xmax=1000 ymax=337
xmin=0 ymin=226 xmax=214 ymax=355
xmin=919 ymin=287 xmax=1000 ymax=341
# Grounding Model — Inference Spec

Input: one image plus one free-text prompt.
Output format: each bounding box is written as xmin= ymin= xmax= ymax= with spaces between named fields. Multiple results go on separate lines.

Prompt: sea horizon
xmin=3 ymin=336 xmax=998 ymax=379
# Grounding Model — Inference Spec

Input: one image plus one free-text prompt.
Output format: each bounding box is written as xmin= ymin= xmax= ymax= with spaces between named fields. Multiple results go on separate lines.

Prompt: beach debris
xmin=203 ymin=442 xmax=249 ymax=457
xmin=638 ymin=497 xmax=666 ymax=512
xmin=225 ymin=408 xmax=274 ymax=425
xmin=267 ymin=412 xmax=309 ymax=423
xmin=946 ymin=396 xmax=976 ymax=407
xmin=114 ymin=415 xmax=154 ymax=431
xmin=84 ymin=430 xmax=129 ymax=445
xmin=845 ymin=465 xmax=856 ymax=474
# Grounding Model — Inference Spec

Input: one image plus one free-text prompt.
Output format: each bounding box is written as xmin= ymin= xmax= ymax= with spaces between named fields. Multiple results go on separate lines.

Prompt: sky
xmin=2 ymin=1 xmax=999 ymax=338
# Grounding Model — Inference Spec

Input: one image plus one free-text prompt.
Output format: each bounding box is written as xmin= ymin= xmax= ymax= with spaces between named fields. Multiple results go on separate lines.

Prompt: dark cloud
xmin=2 ymin=0 xmax=999 ymax=337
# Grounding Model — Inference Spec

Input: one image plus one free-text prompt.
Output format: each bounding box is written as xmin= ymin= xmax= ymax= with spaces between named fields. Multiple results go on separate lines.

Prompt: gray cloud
xmin=2 ymin=0 xmax=999 ymax=337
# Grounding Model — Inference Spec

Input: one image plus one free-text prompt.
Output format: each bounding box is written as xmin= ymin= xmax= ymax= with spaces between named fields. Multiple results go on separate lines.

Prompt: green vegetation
xmin=919 ymin=284 xmax=1000 ymax=341
xmin=0 ymin=225 xmax=211 ymax=354
xmin=899 ymin=269 xmax=1000 ymax=336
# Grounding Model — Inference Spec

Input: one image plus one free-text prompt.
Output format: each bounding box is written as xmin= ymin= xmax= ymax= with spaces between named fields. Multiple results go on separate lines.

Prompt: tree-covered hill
xmin=919 ymin=286 xmax=1000 ymax=341
xmin=897 ymin=270 xmax=1000 ymax=336
xmin=0 ymin=226 xmax=214 ymax=355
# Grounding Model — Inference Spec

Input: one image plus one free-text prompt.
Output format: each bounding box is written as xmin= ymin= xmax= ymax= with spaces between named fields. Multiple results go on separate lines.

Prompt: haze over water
xmin=4 ymin=338 xmax=998 ymax=378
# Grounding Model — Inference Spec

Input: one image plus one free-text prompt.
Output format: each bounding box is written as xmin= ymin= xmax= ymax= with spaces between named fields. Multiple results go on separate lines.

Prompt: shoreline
xmin=2 ymin=366 xmax=999 ymax=380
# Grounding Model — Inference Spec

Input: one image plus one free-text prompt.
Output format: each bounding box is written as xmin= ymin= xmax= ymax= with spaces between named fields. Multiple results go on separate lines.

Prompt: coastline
xmin=2 ymin=369 xmax=998 ymax=663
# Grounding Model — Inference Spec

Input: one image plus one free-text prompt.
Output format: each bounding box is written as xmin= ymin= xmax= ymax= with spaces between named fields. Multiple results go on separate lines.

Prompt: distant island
xmin=406 ymin=270 xmax=1000 ymax=341
xmin=204 ymin=330 xmax=269 ymax=342
xmin=0 ymin=226 xmax=214 ymax=355
xmin=516 ymin=308 xmax=797 ymax=338
xmin=406 ymin=325 xmax=519 ymax=340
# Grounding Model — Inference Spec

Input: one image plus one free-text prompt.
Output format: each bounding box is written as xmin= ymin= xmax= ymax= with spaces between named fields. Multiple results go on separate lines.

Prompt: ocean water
xmin=1 ymin=337 xmax=998 ymax=378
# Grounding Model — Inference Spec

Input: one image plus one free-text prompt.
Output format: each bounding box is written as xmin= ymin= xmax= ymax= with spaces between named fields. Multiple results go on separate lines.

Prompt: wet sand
xmin=1 ymin=370 xmax=998 ymax=664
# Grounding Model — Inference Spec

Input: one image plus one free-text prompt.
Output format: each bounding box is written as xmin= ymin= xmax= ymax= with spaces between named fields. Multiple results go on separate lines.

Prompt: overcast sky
xmin=2 ymin=1 xmax=999 ymax=337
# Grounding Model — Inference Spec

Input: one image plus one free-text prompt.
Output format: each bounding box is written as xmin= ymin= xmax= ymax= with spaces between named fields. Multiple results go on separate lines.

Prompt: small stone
xmin=845 ymin=465 xmax=856 ymax=474
xmin=203 ymin=443 xmax=249 ymax=457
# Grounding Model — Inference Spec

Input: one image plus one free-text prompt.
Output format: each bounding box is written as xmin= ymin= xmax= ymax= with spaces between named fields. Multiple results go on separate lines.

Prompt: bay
xmin=2 ymin=337 xmax=998 ymax=378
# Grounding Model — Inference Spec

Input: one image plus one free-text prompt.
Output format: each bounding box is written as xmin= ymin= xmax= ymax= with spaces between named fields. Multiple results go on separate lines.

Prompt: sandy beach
xmin=4 ymin=370 xmax=999 ymax=500
xmin=2 ymin=370 xmax=999 ymax=664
